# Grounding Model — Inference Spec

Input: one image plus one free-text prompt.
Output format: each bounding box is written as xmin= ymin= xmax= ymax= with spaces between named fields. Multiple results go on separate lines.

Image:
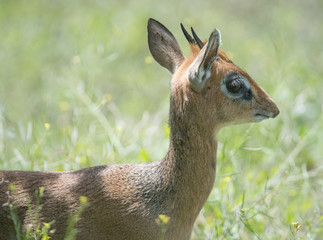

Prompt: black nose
xmin=272 ymin=107 xmax=280 ymax=118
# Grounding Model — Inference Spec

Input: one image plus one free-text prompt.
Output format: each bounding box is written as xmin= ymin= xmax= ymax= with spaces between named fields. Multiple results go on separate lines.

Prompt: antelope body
xmin=0 ymin=18 xmax=279 ymax=240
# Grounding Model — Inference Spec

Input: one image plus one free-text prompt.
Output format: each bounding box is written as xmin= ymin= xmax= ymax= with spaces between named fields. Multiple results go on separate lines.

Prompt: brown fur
xmin=0 ymin=19 xmax=279 ymax=240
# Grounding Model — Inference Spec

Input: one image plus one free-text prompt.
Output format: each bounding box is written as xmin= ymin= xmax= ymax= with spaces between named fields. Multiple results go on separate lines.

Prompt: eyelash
xmin=226 ymin=79 xmax=243 ymax=93
xmin=221 ymin=73 xmax=252 ymax=100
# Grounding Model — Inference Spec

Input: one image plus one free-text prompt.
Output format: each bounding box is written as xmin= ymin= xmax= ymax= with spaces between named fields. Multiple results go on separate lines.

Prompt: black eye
xmin=226 ymin=79 xmax=242 ymax=93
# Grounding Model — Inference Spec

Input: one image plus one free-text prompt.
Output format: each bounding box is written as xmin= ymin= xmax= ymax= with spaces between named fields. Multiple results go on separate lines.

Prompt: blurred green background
xmin=0 ymin=0 xmax=322 ymax=239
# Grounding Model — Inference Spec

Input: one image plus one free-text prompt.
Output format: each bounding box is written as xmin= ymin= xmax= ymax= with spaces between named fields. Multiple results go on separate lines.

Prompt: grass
xmin=0 ymin=0 xmax=322 ymax=239
xmin=7 ymin=185 xmax=87 ymax=240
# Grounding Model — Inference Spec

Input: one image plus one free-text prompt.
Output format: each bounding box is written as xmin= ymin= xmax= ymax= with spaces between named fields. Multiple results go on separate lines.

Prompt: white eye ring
xmin=226 ymin=79 xmax=243 ymax=93
xmin=221 ymin=72 xmax=251 ymax=99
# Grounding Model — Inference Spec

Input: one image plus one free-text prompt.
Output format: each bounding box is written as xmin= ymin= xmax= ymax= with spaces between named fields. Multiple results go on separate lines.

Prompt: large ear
xmin=187 ymin=29 xmax=221 ymax=92
xmin=148 ymin=18 xmax=185 ymax=74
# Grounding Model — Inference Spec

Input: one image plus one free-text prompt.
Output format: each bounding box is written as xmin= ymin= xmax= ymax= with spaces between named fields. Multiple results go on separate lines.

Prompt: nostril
xmin=272 ymin=108 xmax=280 ymax=118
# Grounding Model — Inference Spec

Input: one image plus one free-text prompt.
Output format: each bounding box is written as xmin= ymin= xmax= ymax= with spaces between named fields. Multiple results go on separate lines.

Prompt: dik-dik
xmin=0 ymin=18 xmax=279 ymax=240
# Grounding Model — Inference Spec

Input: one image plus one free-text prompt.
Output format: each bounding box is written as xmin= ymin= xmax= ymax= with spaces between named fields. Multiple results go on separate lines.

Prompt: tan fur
xmin=0 ymin=19 xmax=279 ymax=240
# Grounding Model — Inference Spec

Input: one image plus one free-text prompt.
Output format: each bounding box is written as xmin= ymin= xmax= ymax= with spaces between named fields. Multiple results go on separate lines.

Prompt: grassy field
xmin=0 ymin=0 xmax=322 ymax=239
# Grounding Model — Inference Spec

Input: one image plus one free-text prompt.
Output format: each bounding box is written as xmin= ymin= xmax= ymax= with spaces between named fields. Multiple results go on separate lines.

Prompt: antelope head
xmin=148 ymin=18 xmax=279 ymax=132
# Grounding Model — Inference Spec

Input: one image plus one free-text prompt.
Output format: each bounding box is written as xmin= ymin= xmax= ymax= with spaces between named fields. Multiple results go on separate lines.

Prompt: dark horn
xmin=180 ymin=23 xmax=196 ymax=44
xmin=191 ymin=27 xmax=205 ymax=49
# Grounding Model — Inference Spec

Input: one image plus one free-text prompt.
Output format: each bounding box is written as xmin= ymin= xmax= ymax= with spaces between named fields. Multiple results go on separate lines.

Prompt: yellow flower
xmin=145 ymin=56 xmax=154 ymax=64
xmin=292 ymin=222 xmax=301 ymax=230
xmin=80 ymin=196 xmax=88 ymax=204
xmin=44 ymin=123 xmax=51 ymax=131
xmin=158 ymin=214 xmax=170 ymax=224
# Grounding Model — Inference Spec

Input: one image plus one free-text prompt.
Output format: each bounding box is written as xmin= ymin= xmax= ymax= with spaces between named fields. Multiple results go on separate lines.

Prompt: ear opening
xmin=187 ymin=29 xmax=221 ymax=92
xmin=147 ymin=18 xmax=184 ymax=74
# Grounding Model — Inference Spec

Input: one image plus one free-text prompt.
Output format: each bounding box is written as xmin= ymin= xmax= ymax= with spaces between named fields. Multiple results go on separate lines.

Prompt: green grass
xmin=0 ymin=0 xmax=322 ymax=239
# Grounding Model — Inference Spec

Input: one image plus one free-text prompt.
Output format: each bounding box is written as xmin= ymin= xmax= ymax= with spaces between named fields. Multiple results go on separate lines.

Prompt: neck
xmin=160 ymin=100 xmax=218 ymax=222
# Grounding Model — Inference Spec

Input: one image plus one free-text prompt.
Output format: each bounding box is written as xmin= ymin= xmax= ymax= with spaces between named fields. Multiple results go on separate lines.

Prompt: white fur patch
xmin=216 ymin=29 xmax=222 ymax=46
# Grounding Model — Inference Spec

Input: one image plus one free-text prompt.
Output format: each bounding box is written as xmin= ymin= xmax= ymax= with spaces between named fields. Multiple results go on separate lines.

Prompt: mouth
xmin=253 ymin=102 xmax=280 ymax=122
xmin=254 ymin=113 xmax=270 ymax=122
